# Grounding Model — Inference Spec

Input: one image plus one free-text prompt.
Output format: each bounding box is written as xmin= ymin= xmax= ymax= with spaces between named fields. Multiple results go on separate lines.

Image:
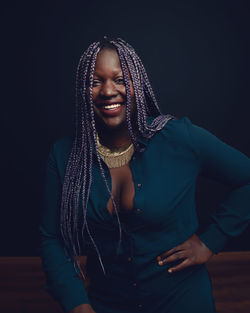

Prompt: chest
xmin=87 ymin=141 xmax=199 ymax=229
xmin=106 ymin=164 xmax=135 ymax=216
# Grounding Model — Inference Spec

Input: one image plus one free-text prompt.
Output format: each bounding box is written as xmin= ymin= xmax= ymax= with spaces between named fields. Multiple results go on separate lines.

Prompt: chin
xmin=94 ymin=114 xmax=127 ymax=131
xmin=104 ymin=118 xmax=127 ymax=131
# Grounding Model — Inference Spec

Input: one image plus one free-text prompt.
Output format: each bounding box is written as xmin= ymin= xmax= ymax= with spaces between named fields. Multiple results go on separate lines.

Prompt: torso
xmin=106 ymin=164 xmax=135 ymax=217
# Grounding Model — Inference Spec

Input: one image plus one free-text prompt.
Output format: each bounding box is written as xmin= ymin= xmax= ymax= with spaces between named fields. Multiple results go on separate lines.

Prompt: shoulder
xmin=147 ymin=115 xmax=194 ymax=143
xmin=53 ymin=134 xmax=74 ymax=154
xmin=146 ymin=115 xmax=203 ymax=160
xmin=153 ymin=115 xmax=236 ymax=161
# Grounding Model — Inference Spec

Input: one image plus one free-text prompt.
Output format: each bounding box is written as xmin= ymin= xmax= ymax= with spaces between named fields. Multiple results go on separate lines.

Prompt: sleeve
xmin=184 ymin=117 xmax=250 ymax=254
xmin=39 ymin=143 xmax=90 ymax=313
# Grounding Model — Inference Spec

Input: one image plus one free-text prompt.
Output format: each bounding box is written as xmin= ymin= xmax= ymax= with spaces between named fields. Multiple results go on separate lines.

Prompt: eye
xmin=93 ymin=79 xmax=101 ymax=87
xmin=116 ymin=77 xmax=125 ymax=84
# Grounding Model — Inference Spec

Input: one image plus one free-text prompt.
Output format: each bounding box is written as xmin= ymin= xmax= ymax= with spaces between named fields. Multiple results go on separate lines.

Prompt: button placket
xmin=129 ymin=156 xmax=145 ymax=219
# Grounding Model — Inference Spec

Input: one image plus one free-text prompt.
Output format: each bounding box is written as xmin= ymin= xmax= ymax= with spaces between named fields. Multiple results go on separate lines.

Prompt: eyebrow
xmin=93 ymin=69 xmax=123 ymax=78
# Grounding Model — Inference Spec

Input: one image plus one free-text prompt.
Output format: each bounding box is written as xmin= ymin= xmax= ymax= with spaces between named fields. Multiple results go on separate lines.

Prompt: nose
xmin=99 ymin=80 xmax=118 ymax=98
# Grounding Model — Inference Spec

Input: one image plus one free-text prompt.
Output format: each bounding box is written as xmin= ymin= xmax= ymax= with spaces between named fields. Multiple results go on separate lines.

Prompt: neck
xmin=97 ymin=128 xmax=136 ymax=150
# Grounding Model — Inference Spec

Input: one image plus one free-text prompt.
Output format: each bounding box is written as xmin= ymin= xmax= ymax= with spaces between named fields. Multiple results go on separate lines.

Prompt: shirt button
xmin=128 ymin=257 xmax=132 ymax=262
xmin=132 ymin=282 xmax=137 ymax=287
xmin=137 ymin=183 xmax=142 ymax=188
xmin=138 ymin=304 xmax=143 ymax=309
xmin=136 ymin=208 xmax=141 ymax=214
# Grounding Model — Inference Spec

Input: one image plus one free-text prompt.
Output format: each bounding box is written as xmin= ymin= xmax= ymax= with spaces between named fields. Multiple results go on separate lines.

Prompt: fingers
xmin=168 ymin=258 xmax=191 ymax=273
xmin=157 ymin=252 xmax=192 ymax=273
xmin=157 ymin=244 xmax=183 ymax=261
xmin=156 ymin=234 xmax=196 ymax=262
xmin=158 ymin=251 xmax=186 ymax=265
xmin=156 ymin=234 xmax=205 ymax=273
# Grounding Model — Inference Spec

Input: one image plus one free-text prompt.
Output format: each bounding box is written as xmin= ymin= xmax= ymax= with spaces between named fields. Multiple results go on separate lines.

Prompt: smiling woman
xmin=39 ymin=36 xmax=250 ymax=313
xmin=91 ymin=47 xmax=137 ymax=143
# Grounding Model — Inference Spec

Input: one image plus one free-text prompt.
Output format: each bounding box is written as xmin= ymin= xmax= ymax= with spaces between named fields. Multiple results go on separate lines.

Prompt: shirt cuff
xmin=198 ymin=223 xmax=229 ymax=254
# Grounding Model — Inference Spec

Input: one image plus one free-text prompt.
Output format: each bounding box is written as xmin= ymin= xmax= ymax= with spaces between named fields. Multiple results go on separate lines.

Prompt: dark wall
xmin=1 ymin=0 xmax=249 ymax=255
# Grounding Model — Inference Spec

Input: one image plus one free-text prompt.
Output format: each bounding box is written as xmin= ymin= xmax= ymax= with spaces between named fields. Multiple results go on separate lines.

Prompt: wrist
xmin=70 ymin=303 xmax=95 ymax=313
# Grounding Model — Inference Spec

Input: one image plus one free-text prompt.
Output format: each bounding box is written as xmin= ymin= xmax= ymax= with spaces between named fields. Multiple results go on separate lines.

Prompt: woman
xmin=39 ymin=37 xmax=250 ymax=313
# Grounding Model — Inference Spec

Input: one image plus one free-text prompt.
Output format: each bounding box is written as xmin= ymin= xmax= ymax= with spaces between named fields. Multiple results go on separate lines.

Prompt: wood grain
xmin=0 ymin=252 xmax=249 ymax=313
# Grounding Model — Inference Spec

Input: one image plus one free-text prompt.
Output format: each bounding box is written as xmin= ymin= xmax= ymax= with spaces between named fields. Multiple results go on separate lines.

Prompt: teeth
xmin=103 ymin=103 xmax=121 ymax=110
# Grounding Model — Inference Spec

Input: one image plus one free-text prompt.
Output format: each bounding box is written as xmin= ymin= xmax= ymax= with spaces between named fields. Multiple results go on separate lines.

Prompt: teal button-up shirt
xmin=39 ymin=116 xmax=250 ymax=313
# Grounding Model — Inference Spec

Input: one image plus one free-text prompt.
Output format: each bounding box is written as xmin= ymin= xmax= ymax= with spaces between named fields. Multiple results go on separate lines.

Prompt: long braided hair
xmin=60 ymin=36 xmax=177 ymax=279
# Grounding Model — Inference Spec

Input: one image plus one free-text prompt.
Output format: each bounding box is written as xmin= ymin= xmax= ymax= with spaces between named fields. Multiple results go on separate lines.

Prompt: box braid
xmin=59 ymin=36 xmax=177 ymax=279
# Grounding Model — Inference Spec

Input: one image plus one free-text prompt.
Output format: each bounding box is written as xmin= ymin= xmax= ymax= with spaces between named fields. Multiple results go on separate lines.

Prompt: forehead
xmin=94 ymin=48 xmax=122 ymax=76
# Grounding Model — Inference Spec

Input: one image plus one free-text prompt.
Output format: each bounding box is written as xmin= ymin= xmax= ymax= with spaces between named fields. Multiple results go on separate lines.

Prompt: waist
xmin=86 ymin=250 xmax=208 ymax=300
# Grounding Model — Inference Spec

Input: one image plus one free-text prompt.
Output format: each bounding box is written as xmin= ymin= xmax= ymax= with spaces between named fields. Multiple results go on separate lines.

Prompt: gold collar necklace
xmin=96 ymin=132 xmax=135 ymax=168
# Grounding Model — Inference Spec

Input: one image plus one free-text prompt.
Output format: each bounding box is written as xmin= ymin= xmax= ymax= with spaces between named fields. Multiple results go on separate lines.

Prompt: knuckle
xmin=174 ymin=253 xmax=180 ymax=260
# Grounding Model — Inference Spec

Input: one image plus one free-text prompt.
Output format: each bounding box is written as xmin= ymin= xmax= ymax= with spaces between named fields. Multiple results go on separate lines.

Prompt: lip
xmin=98 ymin=103 xmax=125 ymax=117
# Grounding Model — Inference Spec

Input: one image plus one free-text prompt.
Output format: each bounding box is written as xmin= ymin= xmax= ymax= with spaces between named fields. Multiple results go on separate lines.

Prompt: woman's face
xmin=90 ymin=48 xmax=136 ymax=132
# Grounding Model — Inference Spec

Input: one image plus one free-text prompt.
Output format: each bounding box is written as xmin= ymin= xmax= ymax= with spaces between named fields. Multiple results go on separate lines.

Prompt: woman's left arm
xmin=157 ymin=117 xmax=250 ymax=272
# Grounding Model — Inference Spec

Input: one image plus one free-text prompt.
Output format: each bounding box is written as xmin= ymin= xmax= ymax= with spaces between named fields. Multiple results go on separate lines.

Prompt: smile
xmin=102 ymin=103 xmax=122 ymax=110
xmin=98 ymin=103 xmax=124 ymax=116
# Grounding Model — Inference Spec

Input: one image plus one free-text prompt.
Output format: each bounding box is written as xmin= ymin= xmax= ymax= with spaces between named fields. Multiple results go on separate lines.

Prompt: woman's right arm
xmin=39 ymin=142 xmax=96 ymax=313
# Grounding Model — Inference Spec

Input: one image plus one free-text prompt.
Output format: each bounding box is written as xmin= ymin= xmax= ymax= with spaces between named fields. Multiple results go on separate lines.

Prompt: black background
xmin=1 ymin=0 xmax=249 ymax=255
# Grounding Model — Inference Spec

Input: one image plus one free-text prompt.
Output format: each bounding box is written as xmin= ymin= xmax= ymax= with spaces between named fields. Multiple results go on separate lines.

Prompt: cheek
xmin=91 ymin=88 xmax=98 ymax=100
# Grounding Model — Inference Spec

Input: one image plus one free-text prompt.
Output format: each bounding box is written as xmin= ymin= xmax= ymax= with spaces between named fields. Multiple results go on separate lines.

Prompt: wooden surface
xmin=206 ymin=251 xmax=250 ymax=313
xmin=0 ymin=252 xmax=250 ymax=313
